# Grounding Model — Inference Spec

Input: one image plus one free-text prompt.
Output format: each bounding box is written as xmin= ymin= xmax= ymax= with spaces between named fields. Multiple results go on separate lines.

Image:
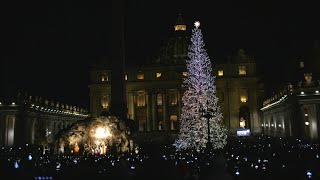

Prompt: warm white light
xmin=305 ymin=122 xmax=310 ymax=126
xmin=305 ymin=113 xmax=308 ymax=117
xmin=278 ymin=124 xmax=282 ymax=127
xmin=94 ymin=127 xmax=111 ymax=139
xmin=12 ymin=102 xmax=15 ymax=105
xmin=301 ymin=91 xmax=305 ymax=95
xmin=240 ymin=96 xmax=247 ymax=103
xmin=182 ymin=72 xmax=187 ymax=77
xmin=266 ymin=124 xmax=269 ymax=127
xmin=261 ymin=124 xmax=264 ymax=127
xmin=316 ymin=90 xmax=319 ymax=94
xmin=194 ymin=21 xmax=200 ymax=28
xmin=0 ymin=102 xmax=2 ymax=105
xmin=271 ymin=124 xmax=274 ymax=127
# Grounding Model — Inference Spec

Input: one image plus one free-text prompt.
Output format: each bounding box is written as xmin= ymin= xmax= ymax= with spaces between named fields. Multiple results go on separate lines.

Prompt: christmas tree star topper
xmin=194 ymin=21 xmax=200 ymax=28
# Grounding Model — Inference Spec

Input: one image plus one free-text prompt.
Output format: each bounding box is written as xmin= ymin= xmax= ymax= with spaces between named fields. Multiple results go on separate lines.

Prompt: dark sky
xmin=1 ymin=0 xmax=319 ymax=108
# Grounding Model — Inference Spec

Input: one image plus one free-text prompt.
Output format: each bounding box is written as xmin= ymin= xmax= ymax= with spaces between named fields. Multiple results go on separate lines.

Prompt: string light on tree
xmin=174 ymin=21 xmax=227 ymax=150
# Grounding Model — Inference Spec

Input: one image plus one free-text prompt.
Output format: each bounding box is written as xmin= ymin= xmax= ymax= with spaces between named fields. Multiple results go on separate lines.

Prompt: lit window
xmin=218 ymin=70 xmax=224 ymax=76
xmin=240 ymin=96 xmax=247 ymax=103
xmin=174 ymin=25 xmax=186 ymax=31
xmin=101 ymin=95 xmax=109 ymax=109
xmin=240 ymin=91 xmax=248 ymax=103
xmin=157 ymin=94 xmax=163 ymax=106
xmin=125 ymin=75 xmax=128 ymax=81
xmin=170 ymin=115 xmax=178 ymax=130
xmin=170 ymin=115 xmax=178 ymax=121
xmin=101 ymin=73 xmax=108 ymax=82
xmin=137 ymin=73 xmax=144 ymax=80
xmin=182 ymin=72 xmax=187 ymax=77
xmin=156 ymin=72 xmax=161 ymax=78
xmin=239 ymin=66 xmax=247 ymax=75
xmin=137 ymin=93 xmax=146 ymax=107
xmin=169 ymin=92 xmax=178 ymax=105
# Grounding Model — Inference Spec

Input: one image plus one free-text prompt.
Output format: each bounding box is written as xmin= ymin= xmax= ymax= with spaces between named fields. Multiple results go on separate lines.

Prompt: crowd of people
xmin=0 ymin=135 xmax=319 ymax=179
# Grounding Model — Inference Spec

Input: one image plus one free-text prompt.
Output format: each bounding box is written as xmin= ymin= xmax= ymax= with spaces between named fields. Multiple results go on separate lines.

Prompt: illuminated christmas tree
xmin=174 ymin=21 xmax=227 ymax=150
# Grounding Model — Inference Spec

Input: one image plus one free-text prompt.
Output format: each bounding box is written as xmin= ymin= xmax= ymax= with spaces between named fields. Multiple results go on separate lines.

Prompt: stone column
xmin=133 ymin=93 xmax=137 ymax=121
xmin=90 ymin=92 xmax=99 ymax=117
xmin=178 ymin=90 xmax=182 ymax=129
xmin=162 ymin=91 xmax=167 ymax=130
xmin=128 ymin=92 xmax=135 ymax=120
xmin=146 ymin=91 xmax=152 ymax=131
xmin=251 ymin=88 xmax=260 ymax=134
xmin=152 ymin=93 xmax=157 ymax=130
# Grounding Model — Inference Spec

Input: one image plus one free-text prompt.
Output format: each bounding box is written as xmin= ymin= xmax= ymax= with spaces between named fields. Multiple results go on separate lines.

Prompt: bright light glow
xmin=137 ymin=73 xmax=144 ymax=80
xmin=0 ymin=102 xmax=2 ymax=105
xmin=94 ymin=127 xmax=111 ymax=139
xmin=14 ymin=161 xmax=19 ymax=169
xmin=156 ymin=72 xmax=161 ymax=78
xmin=182 ymin=71 xmax=187 ymax=76
xmin=240 ymin=96 xmax=247 ymax=103
xmin=261 ymin=124 xmax=264 ymax=127
xmin=12 ymin=102 xmax=15 ymax=105
xmin=218 ymin=70 xmax=224 ymax=76
xmin=101 ymin=75 xmax=108 ymax=82
xmin=194 ymin=21 xmax=200 ymax=28
xmin=125 ymin=75 xmax=128 ymax=80
xmin=316 ymin=90 xmax=319 ymax=94
xmin=301 ymin=91 xmax=305 ymax=95
xmin=305 ymin=122 xmax=310 ymax=126
xmin=305 ymin=113 xmax=308 ymax=117
xmin=278 ymin=124 xmax=282 ymax=127
xmin=271 ymin=124 xmax=274 ymax=127
xmin=239 ymin=66 xmax=247 ymax=75
xmin=235 ymin=170 xmax=240 ymax=176
xmin=174 ymin=24 xmax=186 ymax=31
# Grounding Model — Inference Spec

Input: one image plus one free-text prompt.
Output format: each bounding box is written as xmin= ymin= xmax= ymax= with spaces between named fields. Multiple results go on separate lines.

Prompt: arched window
xmin=168 ymin=92 xmax=178 ymax=106
xmin=101 ymin=73 xmax=108 ymax=82
xmin=239 ymin=66 xmax=247 ymax=75
xmin=240 ymin=90 xmax=248 ymax=103
xmin=157 ymin=94 xmax=163 ymax=106
xmin=101 ymin=95 xmax=109 ymax=109
xmin=137 ymin=93 xmax=146 ymax=107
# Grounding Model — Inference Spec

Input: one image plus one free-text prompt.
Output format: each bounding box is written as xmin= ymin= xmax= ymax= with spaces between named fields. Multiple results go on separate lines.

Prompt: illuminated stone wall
xmin=0 ymin=94 xmax=89 ymax=147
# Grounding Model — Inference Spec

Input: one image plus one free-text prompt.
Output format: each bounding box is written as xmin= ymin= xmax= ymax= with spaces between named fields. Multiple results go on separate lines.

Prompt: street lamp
xmin=201 ymin=105 xmax=213 ymax=150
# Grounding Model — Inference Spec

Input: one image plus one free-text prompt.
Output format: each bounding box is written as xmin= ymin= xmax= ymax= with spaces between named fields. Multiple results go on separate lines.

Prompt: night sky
xmin=1 ymin=0 xmax=319 ymax=108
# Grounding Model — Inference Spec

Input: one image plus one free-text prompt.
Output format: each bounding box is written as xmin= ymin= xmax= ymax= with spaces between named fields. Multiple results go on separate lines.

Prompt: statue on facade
xmin=239 ymin=117 xmax=246 ymax=129
xmin=45 ymin=99 xmax=49 ymax=106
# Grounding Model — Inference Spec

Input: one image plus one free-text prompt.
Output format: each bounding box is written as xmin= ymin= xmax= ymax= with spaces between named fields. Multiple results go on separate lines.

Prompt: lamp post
xmin=201 ymin=106 xmax=213 ymax=150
